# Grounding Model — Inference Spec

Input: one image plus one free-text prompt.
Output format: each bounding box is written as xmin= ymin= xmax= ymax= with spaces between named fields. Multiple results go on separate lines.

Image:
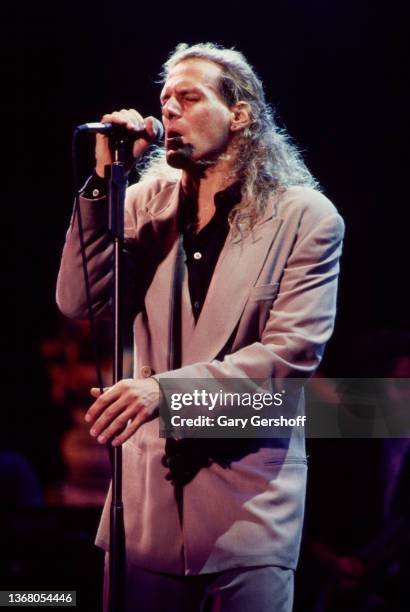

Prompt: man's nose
xmin=162 ymin=98 xmax=182 ymax=120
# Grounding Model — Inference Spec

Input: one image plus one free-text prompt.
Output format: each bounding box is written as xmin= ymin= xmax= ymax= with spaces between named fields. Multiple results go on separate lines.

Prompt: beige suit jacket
xmin=57 ymin=178 xmax=344 ymax=575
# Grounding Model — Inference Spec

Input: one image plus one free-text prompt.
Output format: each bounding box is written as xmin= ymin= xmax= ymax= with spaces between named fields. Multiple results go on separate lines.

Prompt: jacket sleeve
xmin=56 ymin=196 xmax=112 ymax=319
xmin=56 ymin=192 xmax=145 ymax=320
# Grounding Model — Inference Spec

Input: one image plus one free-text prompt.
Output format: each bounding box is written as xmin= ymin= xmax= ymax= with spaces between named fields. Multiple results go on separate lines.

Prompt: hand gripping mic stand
xmin=106 ymin=134 xmax=128 ymax=612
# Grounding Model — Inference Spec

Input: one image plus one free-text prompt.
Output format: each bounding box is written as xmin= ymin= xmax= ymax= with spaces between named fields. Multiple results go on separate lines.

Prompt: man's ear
xmin=230 ymin=101 xmax=251 ymax=132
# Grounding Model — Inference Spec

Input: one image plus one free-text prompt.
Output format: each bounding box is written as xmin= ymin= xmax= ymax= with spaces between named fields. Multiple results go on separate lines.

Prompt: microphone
xmin=76 ymin=118 xmax=164 ymax=142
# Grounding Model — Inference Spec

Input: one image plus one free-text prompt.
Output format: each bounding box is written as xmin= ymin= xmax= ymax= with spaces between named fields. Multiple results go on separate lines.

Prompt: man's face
xmin=160 ymin=59 xmax=233 ymax=170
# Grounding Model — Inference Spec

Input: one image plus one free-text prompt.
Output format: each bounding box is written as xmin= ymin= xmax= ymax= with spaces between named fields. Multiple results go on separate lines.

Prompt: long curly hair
xmin=139 ymin=43 xmax=320 ymax=230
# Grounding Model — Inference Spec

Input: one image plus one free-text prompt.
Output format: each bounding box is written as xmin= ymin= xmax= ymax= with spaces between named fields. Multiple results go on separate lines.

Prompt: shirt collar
xmin=213 ymin=180 xmax=242 ymax=212
xmin=179 ymin=180 xmax=242 ymax=230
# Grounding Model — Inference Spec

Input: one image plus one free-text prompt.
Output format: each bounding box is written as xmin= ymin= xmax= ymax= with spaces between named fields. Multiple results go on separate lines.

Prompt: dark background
xmin=4 ymin=0 xmax=409 ymax=610
xmin=10 ymin=0 xmax=409 ymax=369
xmin=15 ymin=0 xmax=409 ymax=356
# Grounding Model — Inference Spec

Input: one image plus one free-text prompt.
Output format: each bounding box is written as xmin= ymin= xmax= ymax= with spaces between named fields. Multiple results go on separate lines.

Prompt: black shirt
xmin=180 ymin=182 xmax=241 ymax=322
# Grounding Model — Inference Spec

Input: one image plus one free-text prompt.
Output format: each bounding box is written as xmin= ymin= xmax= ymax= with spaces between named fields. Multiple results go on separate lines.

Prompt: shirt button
xmin=193 ymin=301 xmax=200 ymax=309
xmin=92 ymin=188 xmax=100 ymax=197
xmin=140 ymin=365 xmax=153 ymax=378
xmin=193 ymin=252 xmax=202 ymax=260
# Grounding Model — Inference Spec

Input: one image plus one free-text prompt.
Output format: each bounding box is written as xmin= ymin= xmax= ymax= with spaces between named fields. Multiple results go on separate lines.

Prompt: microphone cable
xmin=71 ymin=128 xmax=105 ymax=395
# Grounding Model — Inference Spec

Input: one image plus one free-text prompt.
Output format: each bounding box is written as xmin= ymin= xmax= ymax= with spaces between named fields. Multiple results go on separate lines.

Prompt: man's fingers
xmin=143 ymin=116 xmax=159 ymax=141
xmin=90 ymin=386 xmax=112 ymax=398
xmin=112 ymin=410 xmax=150 ymax=447
xmin=85 ymin=386 xmax=121 ymax=422
xmin=92 ymin=405 xmax=138 ymax=444
xmin=100 ymin=110 xmax=145 ymax=132
xmin=87 ymin=395 xmax=130 ymax=434
xmin=85 ymin=378 xmax=158 ymax=444
xmin=127 ymin=108 xmax=146 ymax=129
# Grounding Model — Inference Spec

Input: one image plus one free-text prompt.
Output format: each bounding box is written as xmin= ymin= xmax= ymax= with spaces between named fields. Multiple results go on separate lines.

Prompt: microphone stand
xmin=106 ymin=135 xmax=128 ymax=612
xmin=73 ymin=121 xmax=162 ymax=611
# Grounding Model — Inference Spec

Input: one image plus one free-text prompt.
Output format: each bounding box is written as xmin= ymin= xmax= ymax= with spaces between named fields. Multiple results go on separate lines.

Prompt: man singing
xmin=57 ymin=43 xmax=344 ymax=612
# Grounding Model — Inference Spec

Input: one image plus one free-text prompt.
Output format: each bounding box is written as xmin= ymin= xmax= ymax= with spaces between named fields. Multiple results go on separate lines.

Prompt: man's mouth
xmin=166 ymin=130 xmax=184 ymax=149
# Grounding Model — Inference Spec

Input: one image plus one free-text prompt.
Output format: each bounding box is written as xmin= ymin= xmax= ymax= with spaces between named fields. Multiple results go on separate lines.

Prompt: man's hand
xmin=95 ymin=109 xmax=158 ymax=177
xmin=85 ymin=378 xmax=160 ymax=446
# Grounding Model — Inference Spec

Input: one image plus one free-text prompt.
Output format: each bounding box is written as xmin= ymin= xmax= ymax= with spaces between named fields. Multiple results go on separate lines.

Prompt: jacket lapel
xmin=183 ymin=207 xmax=283 ymax=365
xmin=141 ymin=183 xmax=181 ymax=370
xmin=141 ymin=181 xmax=195 ymax=370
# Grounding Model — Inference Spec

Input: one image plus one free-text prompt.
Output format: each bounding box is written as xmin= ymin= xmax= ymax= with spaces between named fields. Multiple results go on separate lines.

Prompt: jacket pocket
xmin=249 ymin=282 xmax=279 ymax=302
